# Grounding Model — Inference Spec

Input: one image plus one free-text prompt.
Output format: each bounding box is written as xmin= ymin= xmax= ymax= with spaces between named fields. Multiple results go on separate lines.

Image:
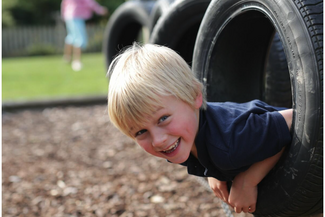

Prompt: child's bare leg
xmin=71 ymin=46 xmax=83 ymax=71
xmin=73 ymin=46 xmax=81 ymax=62
xmin=63 ymin=43 xmax=73 ymax=63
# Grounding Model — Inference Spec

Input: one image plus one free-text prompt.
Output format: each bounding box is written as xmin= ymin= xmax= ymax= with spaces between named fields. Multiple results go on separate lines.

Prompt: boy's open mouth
xmin=161 ymin=138 xmax=180 ymax=154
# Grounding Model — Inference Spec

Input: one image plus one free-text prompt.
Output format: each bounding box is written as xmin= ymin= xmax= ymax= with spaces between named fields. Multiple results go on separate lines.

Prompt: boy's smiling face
xmin=130 ymin=94 xmax=202 ymax=164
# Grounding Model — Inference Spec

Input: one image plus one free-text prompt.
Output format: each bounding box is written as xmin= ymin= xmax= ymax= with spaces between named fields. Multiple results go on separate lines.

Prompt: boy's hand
xmin=228 ymin=173 xmax=257 ymax=213
xmin=207 ymin=177 xmax=230 ymax=205
xmin=227 ymin=146 xmax=286 ymax=213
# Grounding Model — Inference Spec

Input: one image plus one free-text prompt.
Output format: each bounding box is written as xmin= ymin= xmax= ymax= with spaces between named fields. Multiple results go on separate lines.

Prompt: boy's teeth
xmin=162 ymin=139 xmax=180 ymax=153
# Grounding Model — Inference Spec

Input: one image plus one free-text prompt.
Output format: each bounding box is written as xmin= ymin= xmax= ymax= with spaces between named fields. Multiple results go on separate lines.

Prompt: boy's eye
xmin=158 ymin=115 xmax=169 ymax=124
xmin=135 ymin=129 xmax=147 ymax=137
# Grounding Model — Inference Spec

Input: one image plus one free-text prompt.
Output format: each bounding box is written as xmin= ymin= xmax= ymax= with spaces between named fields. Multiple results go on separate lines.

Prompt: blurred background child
xmin=61 ymin=0 xmax=108 ymax=71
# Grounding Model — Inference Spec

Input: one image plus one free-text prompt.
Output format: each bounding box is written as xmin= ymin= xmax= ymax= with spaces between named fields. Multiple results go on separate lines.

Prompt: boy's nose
xmin=151 ymin=131 xmax=167 ymax=149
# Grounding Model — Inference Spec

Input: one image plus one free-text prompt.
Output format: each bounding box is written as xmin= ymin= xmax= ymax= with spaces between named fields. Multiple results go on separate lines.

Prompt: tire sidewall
xmin=103 ymin=1 xmax=152 ymax=68
xmin=148 ymin=0 xmax=175 ymax=32
xmin=150 ymin=0 xmax=211 ymax=64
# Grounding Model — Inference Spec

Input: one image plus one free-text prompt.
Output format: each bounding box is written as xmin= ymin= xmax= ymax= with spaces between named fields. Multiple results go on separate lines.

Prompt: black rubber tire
xmin=192 ymin=0 xmax=323 ymax=216
xmin=102 ymin=0 xmax=155 ymax=69
xmin=148 ymin=0 xmax=175 ymax=32
xmin=149 ymin=0 xmax=211 ymax=66
xmin=265 ymin=33 xmax=292 ymax=108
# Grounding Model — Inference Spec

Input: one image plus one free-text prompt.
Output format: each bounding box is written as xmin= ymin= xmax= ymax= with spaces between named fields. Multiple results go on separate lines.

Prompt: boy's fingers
xmin=234 ymin=207 xmax=242 ymax=213
xmin=220 ymin=190 xmax=229 ymax=201
xmin=242 ymin=207 xmax=250 ymax=213
xmin=248 ymin=205 xmax=256 ymax=213
xmin=207 ymin=178 xmax=230 ymax=203
xmin=234 ymin=204 xmax=256 ymax=213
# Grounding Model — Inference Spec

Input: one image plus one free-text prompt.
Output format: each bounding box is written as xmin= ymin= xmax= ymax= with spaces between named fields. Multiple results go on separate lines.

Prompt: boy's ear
xmin=194 ymin=92 xmax=203 ymax=109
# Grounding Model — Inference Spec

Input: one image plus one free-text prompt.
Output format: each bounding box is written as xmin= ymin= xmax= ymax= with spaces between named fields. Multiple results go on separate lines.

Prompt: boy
xmin=107 ymin=43 xmax=292 ymax=214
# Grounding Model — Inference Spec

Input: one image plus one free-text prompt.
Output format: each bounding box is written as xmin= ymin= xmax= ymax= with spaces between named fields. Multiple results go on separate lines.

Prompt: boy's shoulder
xmin=195 ymin=100 xmax=291 ymax=177
xmin=205 ymin=99 xmax=283 ymax=117
xmin=198 ymin=99 xmax=287 ymax=153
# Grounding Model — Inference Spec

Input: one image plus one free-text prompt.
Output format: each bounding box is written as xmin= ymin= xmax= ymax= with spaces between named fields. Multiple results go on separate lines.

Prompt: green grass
xmin=2 ymin=53 xmax=109 ymax=102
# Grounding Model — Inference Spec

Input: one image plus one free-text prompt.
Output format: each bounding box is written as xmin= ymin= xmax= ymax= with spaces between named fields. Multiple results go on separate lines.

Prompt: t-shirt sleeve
xmin=229 ymin=111 xmax=291 ymax=169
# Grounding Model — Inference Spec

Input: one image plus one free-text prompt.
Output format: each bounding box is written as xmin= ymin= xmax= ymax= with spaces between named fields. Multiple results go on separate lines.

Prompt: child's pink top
xmin=61 ymin=0 xmax=106 ymax=20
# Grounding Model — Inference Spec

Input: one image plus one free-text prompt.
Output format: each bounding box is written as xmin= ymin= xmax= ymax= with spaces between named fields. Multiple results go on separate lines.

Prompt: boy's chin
xmin=164 ymin=154 xmax=190 ymax=164
xmin=170 ymin=158 xmax=187 ymax=164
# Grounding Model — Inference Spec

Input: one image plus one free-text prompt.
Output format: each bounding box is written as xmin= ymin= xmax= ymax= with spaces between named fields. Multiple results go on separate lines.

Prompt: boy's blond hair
xmin=107 ymin=43 xmax=206 ymax=137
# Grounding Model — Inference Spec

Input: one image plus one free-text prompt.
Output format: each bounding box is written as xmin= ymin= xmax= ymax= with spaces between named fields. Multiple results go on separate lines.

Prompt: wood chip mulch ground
xmin=3 ymin=104 xmax=253 ymax=217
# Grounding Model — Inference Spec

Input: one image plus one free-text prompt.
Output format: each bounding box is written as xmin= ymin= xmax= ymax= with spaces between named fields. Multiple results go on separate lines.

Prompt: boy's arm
xmin=278 ymin=109 xmax=293 ymax=130
xmin=229 ymin=147 xmax=285 ymax=213
xmin=208 ymin=148 xmax=285 ymax=212
xmin=207 ymin=177 xmax=231 ymax=206
xmin=229 ymin=109 xmax=292 ymax=213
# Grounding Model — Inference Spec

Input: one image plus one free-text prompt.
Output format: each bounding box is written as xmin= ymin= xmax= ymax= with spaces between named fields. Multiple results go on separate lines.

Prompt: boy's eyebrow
xmin=153 ymin=106 xmax=164 ymax=114
xmin=128 ymin=106 xmax=165 ymax=134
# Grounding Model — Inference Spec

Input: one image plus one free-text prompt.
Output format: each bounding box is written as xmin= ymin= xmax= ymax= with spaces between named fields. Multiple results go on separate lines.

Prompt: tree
xmin=2 ymin=0 xmax=18 ymax=27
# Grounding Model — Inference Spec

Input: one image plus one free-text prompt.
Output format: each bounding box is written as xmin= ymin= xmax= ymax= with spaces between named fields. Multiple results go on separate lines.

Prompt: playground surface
xmin=3 ymin=104 xmax=252 ymax=217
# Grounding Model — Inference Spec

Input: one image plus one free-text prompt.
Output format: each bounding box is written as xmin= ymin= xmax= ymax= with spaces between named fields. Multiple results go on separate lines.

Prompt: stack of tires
xmin=103 ymin=0 xmax=323 ymax=216
xmin=103 ymin=0 xmax=210 ymax=69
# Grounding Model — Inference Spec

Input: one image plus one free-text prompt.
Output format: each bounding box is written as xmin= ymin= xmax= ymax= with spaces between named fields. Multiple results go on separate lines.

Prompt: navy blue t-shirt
xmin=180 ymin=100 xmax=292 ymax=181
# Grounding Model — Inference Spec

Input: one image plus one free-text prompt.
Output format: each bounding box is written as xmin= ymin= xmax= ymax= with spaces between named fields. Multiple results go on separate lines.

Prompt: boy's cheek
xmin=136 ymin=142 xmax=164 ymax=158
xmin=136 ymin=142 xmax=152 ymax=153
xmin=135 ymin=141 xmax=144 ymax=149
